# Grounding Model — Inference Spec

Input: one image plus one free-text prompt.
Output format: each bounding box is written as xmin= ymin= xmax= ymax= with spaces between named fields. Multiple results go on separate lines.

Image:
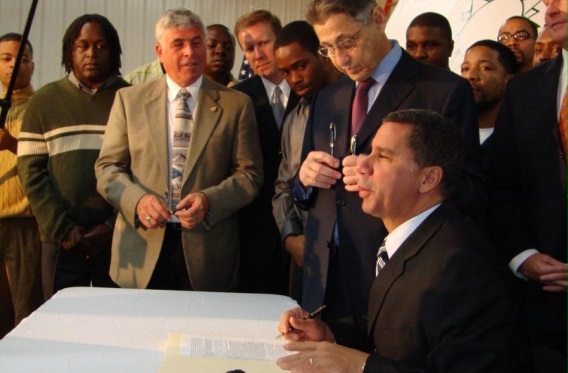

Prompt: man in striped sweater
xmin=17 ymin=14 xmax=129 ymax=299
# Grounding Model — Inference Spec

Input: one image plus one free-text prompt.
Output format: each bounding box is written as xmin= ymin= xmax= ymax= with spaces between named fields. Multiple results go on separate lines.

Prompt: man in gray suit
xmin=95 ymin=8 xmax=263 ymax=291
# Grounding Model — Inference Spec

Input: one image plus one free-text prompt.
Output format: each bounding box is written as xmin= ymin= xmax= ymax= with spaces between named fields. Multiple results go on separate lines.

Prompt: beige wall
xmin=1 ymin=0 xmax=545 ymax=89
xmin=0 ymin=0 xmax=312 ymax=89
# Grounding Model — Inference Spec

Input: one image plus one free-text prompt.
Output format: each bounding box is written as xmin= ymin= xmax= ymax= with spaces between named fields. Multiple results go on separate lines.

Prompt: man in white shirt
xmin=232 ymin=10 xmax=300 ymax=295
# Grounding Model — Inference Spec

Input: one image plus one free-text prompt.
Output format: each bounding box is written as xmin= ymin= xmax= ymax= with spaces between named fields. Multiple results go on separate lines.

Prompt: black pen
xmin=329 ymin=122 xmax=336 ymax=156
xmin=276 ymin=305 xmax=327 ymax=338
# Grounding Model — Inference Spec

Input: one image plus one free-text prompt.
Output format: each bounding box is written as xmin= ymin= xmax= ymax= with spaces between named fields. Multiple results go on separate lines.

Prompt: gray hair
xmin=155 ymin=8 xmax=205 ymax=43
xmin=306 ymin=0 xmax=376 ymax=25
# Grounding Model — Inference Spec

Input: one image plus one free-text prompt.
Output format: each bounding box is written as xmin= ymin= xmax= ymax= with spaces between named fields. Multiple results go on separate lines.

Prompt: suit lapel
xmin=333 ymin=78 xmax=356 ymax=156
xmin=357 ymin=53 xmax=419 ymax=150
xmin=143 ymin=78 xmax=169 ymax=181
xmin=538 ymin=56 xmax=565 ymax=189
xmin=538 ymin=56 xmax=563 ymax=142
xmin=285 ymin=90 xmax=301 ymax=122
xmin=182 ymin=78 xmax=221 ymax=183
xmin=366 ymin=203 xmax=458 ymax=335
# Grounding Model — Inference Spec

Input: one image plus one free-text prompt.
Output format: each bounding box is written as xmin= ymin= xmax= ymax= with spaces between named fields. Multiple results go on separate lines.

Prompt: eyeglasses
xmin=317 ymin=17 xmax=369 ymax=58
xmin=497 ymin=31 xmax=534 ymax=44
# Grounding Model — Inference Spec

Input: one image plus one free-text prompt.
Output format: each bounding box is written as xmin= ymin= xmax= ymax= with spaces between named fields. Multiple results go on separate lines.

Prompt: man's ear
xmin=370 ymin=6 xmax=387 ymax=32
xmin=448 ymin=39 xmax=455 ymax=55
xmin=418 ymin=166 xmax=443 ymax=194
xmin=155 ymin=43 xmax=163 ymax=62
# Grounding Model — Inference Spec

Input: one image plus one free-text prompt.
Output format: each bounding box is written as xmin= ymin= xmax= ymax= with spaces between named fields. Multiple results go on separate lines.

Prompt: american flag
xmin=238 ymin=56 xmax=254 ymax=81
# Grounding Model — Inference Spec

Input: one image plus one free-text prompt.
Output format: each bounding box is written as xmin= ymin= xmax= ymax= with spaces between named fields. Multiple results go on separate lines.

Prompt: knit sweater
xmin=18 ymin=77 xmax=130 ymax=242
xmin=0 ymin=85 xmax=34 ymax=219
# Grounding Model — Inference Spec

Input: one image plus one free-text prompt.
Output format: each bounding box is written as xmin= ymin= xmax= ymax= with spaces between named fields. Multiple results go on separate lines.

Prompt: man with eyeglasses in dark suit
xmin=294 ymin=0 xmax=483 ymax=349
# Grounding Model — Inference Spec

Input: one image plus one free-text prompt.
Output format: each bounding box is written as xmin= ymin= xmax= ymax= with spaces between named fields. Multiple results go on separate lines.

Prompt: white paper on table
xmin=178 ymin=334 xmax=291 ymax=361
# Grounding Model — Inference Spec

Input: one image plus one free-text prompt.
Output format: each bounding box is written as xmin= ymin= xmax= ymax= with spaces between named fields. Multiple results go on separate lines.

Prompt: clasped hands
xmin=298 ymin=151 xmax=360 ymax=191
xmin=276 ymin=307 xmax=369 ymax=372
xmin=136 ymin=192 xmax=209 ymax=230
xmin=60 ymin=223 xmax=112 ymax=258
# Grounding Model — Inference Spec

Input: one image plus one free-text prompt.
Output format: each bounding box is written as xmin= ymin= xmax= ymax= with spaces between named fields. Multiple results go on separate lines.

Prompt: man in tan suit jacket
xmin=95 ymin=8 xmax=263 ymax=291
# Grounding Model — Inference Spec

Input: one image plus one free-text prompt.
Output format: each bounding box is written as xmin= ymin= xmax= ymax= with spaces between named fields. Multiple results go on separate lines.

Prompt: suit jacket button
xmin=336 ymin=198 xmax=345 ymax=206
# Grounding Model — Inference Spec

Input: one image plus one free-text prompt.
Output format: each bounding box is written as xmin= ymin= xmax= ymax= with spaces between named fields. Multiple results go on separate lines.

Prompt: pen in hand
xmin=276 ymin=305 xmax=327 ymax=339
xmin=329 ymin=122 xmax=336 ymax=157
xmin=350 ymin=135 xmax=357 ymax=155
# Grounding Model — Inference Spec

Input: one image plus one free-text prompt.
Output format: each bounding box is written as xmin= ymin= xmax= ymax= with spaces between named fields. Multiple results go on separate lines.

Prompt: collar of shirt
xmin=296 ymin=97 xmax=310 ymax=113
xmin=68 ymin=71 xmax=118 ymax=95
xmin=261 ymin=77 xmax=291 ymax=109
xmin=356 ymin=40 xmax=402 ymax=108
xmin=383 ymin=203 xmax=441 ymax=260
xmin=166 ymin=74 xmax=202 ymax=106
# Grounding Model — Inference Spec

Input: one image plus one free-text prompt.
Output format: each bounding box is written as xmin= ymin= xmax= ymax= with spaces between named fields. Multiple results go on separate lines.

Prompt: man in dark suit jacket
xmin=277 ymin=109 xmax=523 ymax=373
xmin=233 ymin=10 xmax=300 ymax=295
xmin=487 ymin=1 xmax=567 ymax=370
xmin=295 ymin=0 xmax=483 ymax=347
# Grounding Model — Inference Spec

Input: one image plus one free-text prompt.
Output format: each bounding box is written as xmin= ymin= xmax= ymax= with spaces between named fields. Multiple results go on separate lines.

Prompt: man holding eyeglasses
xmin=294 ymin=0 xmax=482 ymax=349
xmin=497 ymin=16 xmax=538 ymax=73
xmin=489 ymin=0 xmax=567 ymax=371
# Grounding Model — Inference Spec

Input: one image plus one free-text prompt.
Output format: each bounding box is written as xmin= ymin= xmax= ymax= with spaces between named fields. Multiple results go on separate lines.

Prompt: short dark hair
xmin=407 ymin=12 xmax=452 ymax=40
xmin=61 ymin=14 xmax=122 ymax=75
xmin=234 ymin=10 xmax=282 ymax=42
xmin=467 ymin=39 xmax=517 ymax=75
xmin=0 ymin=32 xmax=33 ymax=57
xmin=383 ymin=109 xmax=465 ymax=199
xmin=206 ymin=24 xmax=236 ymax=45
xmin=306 ymin=0 xmax=375 ymax=25
xmin=502 ymin=16 xmax=539 ymax=38
xmin=274 ymin=21 xmax=320 ymax=55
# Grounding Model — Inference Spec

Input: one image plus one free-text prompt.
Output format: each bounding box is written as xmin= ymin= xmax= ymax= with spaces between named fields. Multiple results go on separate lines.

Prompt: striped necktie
xmin=375 ymin=239 xmax=389 ymax=276
xmin=171 ymin=88 xmax=193 ymax=210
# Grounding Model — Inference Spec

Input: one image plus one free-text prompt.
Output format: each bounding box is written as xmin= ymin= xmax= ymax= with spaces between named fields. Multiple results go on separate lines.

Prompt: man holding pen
xmin=278 ymin=110 xmax=524 ymax=372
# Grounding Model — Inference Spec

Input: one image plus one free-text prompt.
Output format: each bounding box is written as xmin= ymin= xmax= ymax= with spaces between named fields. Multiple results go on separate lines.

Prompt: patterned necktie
xmin=351 ymin=78 xmax=376 ymax=136
xmin=171 ymin=88 xmax=193 ymax=210
xmin=559 ymin=90 xmax=567 ymax=158
xmin=272 ymin=85 xmax=285 ymax=128
xmin=375 ymin=239 xmax=389 ymax=276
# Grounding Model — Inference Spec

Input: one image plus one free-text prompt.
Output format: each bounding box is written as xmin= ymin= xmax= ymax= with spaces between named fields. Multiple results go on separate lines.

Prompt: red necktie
xmin=351 ymin=78 xmax=376 ymax=136
xmin=559 ymin=90 xmax=567 ymax=157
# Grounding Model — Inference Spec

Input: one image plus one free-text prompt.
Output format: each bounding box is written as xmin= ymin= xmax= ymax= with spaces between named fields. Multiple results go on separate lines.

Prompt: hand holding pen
xmin=277 ymin=305 xmax=335 ymax=343
xmin=329 ymin=123 xmax=336 ymax=156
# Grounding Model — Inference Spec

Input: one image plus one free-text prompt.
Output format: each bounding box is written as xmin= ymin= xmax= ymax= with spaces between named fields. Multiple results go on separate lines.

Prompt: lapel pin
xmin=210 ymin=105 xmax=218 ymax=112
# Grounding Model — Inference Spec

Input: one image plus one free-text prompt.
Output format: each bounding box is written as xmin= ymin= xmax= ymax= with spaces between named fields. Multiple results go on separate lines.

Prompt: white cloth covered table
xmin=0 ymin=287 xmax=297 ymax=372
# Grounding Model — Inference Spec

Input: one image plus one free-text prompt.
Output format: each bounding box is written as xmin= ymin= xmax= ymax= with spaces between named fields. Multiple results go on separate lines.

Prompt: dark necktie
xmin=272 ymin=85 xmax=285 ymax=128
xmin=171 ymin=88 xmax=193 ymax=210
xmin=375 ymin=239 xmax=389 ymax=276
xmin=351 ymin=78 xmax=376 ymax=136
xmin=559 ymin=90 xmax=567 ymax=158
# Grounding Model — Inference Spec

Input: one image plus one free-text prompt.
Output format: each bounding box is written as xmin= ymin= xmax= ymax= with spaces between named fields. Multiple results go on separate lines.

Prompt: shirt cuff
xmin=509 ymin=249 xmax=539 ymax=279
xmin=292 ymin=177 xmax=313 ymax=201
